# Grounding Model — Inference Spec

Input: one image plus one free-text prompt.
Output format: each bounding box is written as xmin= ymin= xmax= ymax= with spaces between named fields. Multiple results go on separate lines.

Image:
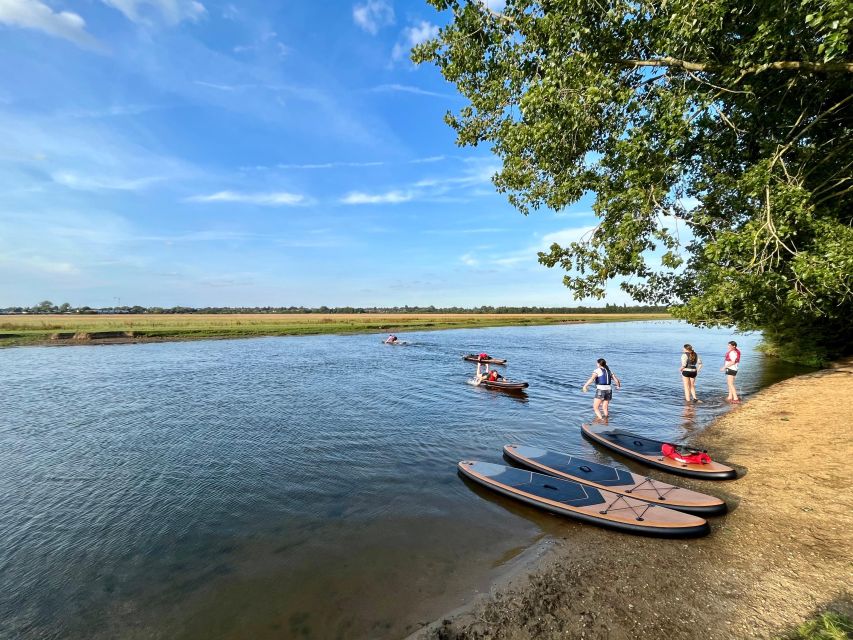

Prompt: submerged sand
xmin=415 ymin=361 xmax=853 ymax=640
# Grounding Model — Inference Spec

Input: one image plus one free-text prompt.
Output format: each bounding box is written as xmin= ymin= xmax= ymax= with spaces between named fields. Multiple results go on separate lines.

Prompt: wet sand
xmin=414 ymin=360 xmax=853 ymax=639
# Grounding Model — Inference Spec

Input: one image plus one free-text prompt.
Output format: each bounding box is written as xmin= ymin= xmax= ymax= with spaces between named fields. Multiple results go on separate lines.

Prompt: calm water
xmin=0 ymin=321 xmax=808 ymax=639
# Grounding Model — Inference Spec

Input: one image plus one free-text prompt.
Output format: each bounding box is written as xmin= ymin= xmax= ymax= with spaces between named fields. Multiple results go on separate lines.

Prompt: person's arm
xmin=581 ymin=371 xmax=596 ymax=392
xmin=696 ymin=356 xmax=703 ymax=373
xmin=613 ymin=373 xmax=622 ymax=389
xmin=680 ymin=353 xmax=687 ymax=371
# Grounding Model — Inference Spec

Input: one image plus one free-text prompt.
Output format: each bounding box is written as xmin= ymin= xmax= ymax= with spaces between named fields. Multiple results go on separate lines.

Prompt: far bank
xmin=0 ymin=312 xmax=670 ymax=348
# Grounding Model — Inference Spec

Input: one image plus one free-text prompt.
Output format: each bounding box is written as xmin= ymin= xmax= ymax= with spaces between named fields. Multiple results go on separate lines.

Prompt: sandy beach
xmin=415 ymin=361 xmax=853 ymax=640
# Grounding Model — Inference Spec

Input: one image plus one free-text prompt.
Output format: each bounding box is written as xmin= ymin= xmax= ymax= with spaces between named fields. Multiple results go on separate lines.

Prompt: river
xmin=0 ymin=321 xmax=810 ymax=639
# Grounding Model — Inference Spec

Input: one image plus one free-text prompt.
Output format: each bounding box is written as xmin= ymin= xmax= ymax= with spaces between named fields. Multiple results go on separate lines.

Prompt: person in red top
xmin=720 ymin=340 xmax=741 ymax=403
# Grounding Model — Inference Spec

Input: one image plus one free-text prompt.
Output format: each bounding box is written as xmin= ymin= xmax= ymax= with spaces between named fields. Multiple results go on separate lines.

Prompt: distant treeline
xmin=2 ymin=301 xmax=669 ymax=315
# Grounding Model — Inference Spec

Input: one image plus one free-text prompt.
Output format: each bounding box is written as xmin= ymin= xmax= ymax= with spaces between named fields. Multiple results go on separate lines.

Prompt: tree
xmin=414 ymin=0 xmax=853 ymax=364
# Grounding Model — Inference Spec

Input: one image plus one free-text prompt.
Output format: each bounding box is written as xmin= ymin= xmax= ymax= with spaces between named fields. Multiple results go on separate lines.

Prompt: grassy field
xmin=0 ymin=313 xmax=670 ymax=347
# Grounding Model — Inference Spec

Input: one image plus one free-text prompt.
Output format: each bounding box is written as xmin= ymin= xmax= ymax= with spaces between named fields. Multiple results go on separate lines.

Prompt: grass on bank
xmin=0 ymin=313 xmax=670 ymax=347
xmin=778 ymin=612 xmax=852 ymax=640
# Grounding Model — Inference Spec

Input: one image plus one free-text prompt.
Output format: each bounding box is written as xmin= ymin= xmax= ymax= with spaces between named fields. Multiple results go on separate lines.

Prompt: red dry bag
xmin=661 ymin=443 xmax=712 ymax=465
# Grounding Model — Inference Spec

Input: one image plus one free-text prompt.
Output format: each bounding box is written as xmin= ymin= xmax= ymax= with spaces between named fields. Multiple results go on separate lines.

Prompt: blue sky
xmin=0 ymin=0 xmax=616 ymax=308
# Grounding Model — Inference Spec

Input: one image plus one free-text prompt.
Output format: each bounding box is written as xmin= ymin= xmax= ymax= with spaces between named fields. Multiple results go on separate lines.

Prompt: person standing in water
xmin=721 ymin=340 xmax=741 ymax=403
xmin=680 ymin=344 xmax=703 ymax=403
xmin=582 ymin=358 xmax=621 ymax=420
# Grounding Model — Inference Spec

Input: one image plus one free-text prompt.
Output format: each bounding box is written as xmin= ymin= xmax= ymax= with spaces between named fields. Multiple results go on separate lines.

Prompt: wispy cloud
xmin=101 ymin=0 xmax=206 ymax=26
xmin=392 ymin=20 xmax=439 ymax=61
xmin=186 ymin=191 xmax=308 ymax=206
xmin=340 ymin=190 xmax=413 ymax=205
xmin=51 ymin=171 xmax=163 ymax=191
xmin=488 ymin=226 xmax=597 ymax=268
xmin=0 ymin=0 xmax=103 ymax=51
xmin=369 ymin=84 xmax=456 ymax=99
xmin=460 ymin=253 xmax=478 ymax=267
xmin=352 ymin=0 xmax=394 ymax=35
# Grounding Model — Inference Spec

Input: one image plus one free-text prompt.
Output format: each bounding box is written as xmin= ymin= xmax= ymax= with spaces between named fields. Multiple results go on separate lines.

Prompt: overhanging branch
xmin=616 ymin=57 xmax=853 ymax=74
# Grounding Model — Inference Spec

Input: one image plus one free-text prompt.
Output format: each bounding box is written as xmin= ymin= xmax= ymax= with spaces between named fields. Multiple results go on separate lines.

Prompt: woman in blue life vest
xmin=680 ymin=344 xmax=703 ymax=403
xmin=582 ymin=358 xmax=622 ymax=420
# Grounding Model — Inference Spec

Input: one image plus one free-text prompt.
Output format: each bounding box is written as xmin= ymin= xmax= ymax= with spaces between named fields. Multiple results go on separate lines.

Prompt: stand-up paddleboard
xmin=458 ymin=461 xmax=710 ymax=537
xmin=581 ymin=423 xmax=737 ymax=480
xmin=503 ymin=444 xmax=727 ymax=515
xmin=382 ymin=340 xmax=408 ymax=346
xmin=478 ymin=379 xmax=528 ymax=391
xmin=463 ymin=354 xmax=507 ymax=365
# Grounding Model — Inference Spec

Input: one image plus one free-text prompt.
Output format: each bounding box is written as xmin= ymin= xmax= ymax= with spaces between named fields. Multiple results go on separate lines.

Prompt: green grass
xmin=0 ymin=312 xmax=671 ymax=347
xmin=778 ymin=612 xmax=853 ymax=640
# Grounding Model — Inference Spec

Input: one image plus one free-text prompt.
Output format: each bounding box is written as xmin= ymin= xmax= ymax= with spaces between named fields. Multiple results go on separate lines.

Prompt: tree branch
xmin=616 ymin=57 xmax=853 ymax=74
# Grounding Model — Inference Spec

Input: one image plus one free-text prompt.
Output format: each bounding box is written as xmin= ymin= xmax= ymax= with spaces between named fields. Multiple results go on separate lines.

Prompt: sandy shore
xmin=414 ymin=361 xmax=853 ymax=640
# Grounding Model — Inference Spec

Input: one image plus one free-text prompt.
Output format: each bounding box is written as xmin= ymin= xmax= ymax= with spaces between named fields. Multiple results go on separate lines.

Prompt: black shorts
xmin=595 ymin=389 xmax=613 ymax=401
xmin=725 ymin=368 xmax=738 ymax=376
xmin=682 ymin=370 xmax=697 ymax=378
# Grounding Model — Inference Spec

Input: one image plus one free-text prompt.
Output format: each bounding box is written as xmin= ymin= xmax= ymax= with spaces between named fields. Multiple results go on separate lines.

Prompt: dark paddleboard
xmin=503 ymin=444 xmax=727 ymax=515
xmin=463 ymin=354 xmax=507 ymax=365
xmin=479 ymin=379 xmax=528 ymax=391
xmin=458 ymin=461 xmax=710 ymax=537
xmin=581 ymin=423 xmax=738 ymax=480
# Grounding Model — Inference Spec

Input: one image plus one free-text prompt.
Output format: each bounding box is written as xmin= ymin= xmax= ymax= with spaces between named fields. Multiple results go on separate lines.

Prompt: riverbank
xmin=416 ymin=361 xmax=853 ymax=640
xmin=0 ymin=313 xmax=669 ymax=348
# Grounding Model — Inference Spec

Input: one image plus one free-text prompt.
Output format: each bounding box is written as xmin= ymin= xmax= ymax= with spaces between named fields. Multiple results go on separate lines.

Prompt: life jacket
xmin=479 ymin=353 xmax=489 ymax=360
xmin=595 ymin=368 xmax=612 ymax=386
xmin=685 ymin=351 xmax=698 ymax=369
xmin=661 ymin=443 xmax=712 ymax=465
xmin=488 ymin=370 xmax=499 ymax=381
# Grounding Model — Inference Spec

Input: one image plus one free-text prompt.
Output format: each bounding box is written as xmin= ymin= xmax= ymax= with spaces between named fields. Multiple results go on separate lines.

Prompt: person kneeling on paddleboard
xmin=582 ymin=358 xmax=621 ymax=420
xmin=385 ymin=334 xmax=398 ymax=344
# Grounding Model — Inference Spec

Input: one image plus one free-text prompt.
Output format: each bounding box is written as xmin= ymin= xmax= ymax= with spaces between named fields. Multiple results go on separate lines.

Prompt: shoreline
xmin=0 ymin=313 xmax=670 ymax=348
xmin=413 ymin=360 xmax=853 ymax=640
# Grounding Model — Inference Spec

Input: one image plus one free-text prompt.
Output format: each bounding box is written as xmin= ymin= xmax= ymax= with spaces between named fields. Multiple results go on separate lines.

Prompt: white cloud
xmin=0 ymin=0 xmax=103 ymax=50
xmin=369 ymin=83 xmax=455 ymax=99
xmin=51 ymin=171 xmax=163 ymax=191
xmin=186 ymin=191 xmax=307 ymax=206
xmin=460 ymin=253 xmax=478 ymax=267
xmin=101 ymin=0 xmax=206 ymax=26
xmin=481 ymin=0 xmax=506 ymax=11
xmin=353 ymin=0 xmax=394 ymax=35
xmin=393 ymin=20 xmax=439 ymax=61
xmin=472 ymin=226 xmax=597 ymax=269
xmin=340 ymin=190 xmax=412 ymax=205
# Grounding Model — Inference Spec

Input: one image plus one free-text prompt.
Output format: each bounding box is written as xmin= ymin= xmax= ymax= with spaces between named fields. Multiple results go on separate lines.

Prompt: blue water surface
xmin=0 ymin=321 xmax=807 ymax=639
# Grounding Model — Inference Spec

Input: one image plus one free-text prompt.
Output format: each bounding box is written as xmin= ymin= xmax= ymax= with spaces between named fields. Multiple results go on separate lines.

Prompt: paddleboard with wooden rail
xmin=479 ymin=379 xmax=528 ymax=391
xmin=458 ymin=461 xmax=710 ymax=537
xmin=503 ymin=444 xmax=727 ymax=515
xmin=581 ymin=423 xmax=738 ymax=480
xmin=462 ymin=354 xmax=507 ymax=365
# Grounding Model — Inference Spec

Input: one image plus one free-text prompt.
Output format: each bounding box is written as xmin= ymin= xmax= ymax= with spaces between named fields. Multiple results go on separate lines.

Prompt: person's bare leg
xmin=727 ymin=375 xmax=740 ymax=402
xmin=592 ymin=397 xmax=604 ymax=419
xmin=601 ymin=399 xmax=610 ymax=418
xmin=682 ymin=376 xmax=691 ymax=402
xmin=691 ymin=378 xmax=702 ymax=402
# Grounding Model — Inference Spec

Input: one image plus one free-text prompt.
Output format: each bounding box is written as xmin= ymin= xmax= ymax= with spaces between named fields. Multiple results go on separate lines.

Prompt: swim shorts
xmin=595 ymin=389 xmax=613 ymax=401
xmin=682 ymin=370 xmax=697 ymax=378
xmin=725 ymin=368 xmax=738 ymax=376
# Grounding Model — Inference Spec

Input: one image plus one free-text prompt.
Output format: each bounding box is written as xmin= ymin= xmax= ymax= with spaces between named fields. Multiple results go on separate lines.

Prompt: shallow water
xmin=0 ymin=321 xmax=809 ymax=639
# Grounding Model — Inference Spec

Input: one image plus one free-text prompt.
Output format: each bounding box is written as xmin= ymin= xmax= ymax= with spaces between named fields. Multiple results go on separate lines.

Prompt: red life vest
xmin=488 ymin=371 xmax=499 ymax=381
xmin=479 ymin=353 xmax=489 ymax=360
xmin=661 ymin=443 xmax=712 ymax=465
